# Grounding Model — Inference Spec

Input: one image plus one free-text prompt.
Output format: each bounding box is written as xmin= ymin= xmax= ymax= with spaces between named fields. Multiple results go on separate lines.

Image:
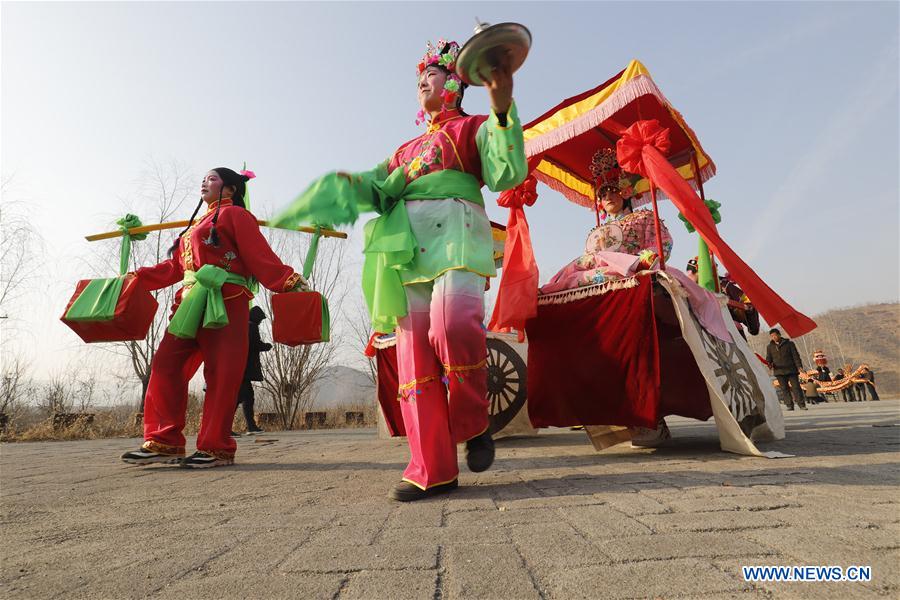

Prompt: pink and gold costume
xmin=541 ymin=209 xmax=672 ymax=294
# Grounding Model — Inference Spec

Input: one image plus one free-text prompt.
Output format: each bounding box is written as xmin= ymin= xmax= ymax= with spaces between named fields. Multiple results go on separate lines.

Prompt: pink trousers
xmin=396 ymin=270 xmax=489 ymax=489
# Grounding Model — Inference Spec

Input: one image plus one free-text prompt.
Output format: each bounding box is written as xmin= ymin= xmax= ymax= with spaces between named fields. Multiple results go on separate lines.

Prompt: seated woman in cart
xmin=540 ymin=148 xmax=672 ymax=295
xmin=538 ymin=147 xmax=682 ymax=447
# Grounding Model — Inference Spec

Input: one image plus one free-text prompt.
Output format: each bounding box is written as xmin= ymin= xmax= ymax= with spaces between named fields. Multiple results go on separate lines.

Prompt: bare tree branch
xmin=0 ymin=196 xmax=44 ymax=314
xmin=258 ymin=228 xmax=349 ymax=429
xmin=344 ymin=292 xmax=376 ymax=386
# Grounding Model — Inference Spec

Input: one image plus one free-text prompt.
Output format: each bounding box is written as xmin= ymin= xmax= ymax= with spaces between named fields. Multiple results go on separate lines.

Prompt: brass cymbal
xmin=456 ymin=20 xmax=531 ymax=86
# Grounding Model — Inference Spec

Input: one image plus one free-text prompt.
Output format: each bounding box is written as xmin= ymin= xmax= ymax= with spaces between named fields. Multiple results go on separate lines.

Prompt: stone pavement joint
xmin=1 ymin=401 xmax=898 ymax=599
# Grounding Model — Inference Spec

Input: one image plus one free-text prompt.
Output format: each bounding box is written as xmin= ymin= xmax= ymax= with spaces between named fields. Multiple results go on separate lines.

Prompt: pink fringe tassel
xmin=537 ymin=276 xmax=641 ymax=306
xmin=525 ymin=75 xmax=717 ymax=210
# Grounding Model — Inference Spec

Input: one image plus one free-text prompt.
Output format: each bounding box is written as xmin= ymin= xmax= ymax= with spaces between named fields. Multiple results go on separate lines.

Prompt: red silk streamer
xmin=488 ymin=168 xmax=540 ymax=342
xmin=617 ymin=119 xmax=816 ymax=337
xmin=363 ymin=332 xmax=379 ymax=358
xmin=648 ymin=185 xmax=666 ymax=270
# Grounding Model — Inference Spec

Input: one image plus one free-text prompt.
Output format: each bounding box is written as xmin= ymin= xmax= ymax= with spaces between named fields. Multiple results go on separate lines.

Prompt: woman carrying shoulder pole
xmin=121 ymin=167 xmax=308 ymax=468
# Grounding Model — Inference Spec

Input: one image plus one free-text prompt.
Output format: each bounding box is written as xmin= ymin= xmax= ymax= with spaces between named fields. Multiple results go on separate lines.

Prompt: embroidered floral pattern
xmin=220 ymin=251 xmax=237 ymax=270
xmin=403 ymin=139 xmax=444 ymax=181
xmin=579 ymin=269 xmax=619 ymax=288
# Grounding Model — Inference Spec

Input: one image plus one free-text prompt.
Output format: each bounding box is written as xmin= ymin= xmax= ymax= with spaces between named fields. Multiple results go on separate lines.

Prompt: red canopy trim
xmin=521 ymin=60 xmax=716 ymax=210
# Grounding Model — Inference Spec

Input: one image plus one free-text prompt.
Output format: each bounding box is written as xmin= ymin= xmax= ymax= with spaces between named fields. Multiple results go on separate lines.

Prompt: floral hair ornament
xmin=416 ymin=38 xmax=466 ymax=125
xmin=239 ymin=162 xmax=256 ymax=211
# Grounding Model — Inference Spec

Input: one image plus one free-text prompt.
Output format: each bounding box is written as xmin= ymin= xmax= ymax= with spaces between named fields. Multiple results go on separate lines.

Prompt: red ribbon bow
xmin=616 ymin=119 xmax=671 ymax=174
xmin=497 ymin=173 xmax=538 ymax=209
xmin=615 ymin=119 xmax=815 ymax=337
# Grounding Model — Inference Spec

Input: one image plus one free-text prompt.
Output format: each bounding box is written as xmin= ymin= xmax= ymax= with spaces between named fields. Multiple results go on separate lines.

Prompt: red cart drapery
xmin=526 ymin=275 xmax=712 ymax=428
xmin=375 ymin=346 xmax=405 ymax=437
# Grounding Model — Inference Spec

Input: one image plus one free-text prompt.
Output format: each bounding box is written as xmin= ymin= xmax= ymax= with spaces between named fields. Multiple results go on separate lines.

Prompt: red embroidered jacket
xmin=135 ymin=200 xmax=300 ymax=306
xmin=389 ymin=108 xmax=490 ymax=183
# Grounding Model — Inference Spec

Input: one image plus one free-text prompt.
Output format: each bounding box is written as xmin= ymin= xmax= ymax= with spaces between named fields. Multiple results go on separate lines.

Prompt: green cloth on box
xmin=272 ymin=102 xmax=527 ymax=331
xmin=65 ymin=214 xmax=148 ymax=322
xmin=167 ymin=265 xmax=250 ymax=339
xmin=319 ymin=295 xmax=331 ymax=342
xmin=65 ymin=277 xmax=125 ymax=322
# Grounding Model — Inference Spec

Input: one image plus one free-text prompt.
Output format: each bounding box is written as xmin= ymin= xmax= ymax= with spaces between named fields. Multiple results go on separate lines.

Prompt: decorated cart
xmin=485 ymin=59 xmax=816 ymax=457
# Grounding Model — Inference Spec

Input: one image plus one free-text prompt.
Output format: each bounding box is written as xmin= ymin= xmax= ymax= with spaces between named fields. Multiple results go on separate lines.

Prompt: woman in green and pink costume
xmin=274 ymin=39 xmax=526 ymax=501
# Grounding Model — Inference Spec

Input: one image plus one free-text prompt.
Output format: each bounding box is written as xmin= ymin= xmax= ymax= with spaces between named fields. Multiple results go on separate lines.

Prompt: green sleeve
xmin=475 ymin=100 xmax=528 ymax=192
xmin=271 ymin=160 xmax=390 ymax=229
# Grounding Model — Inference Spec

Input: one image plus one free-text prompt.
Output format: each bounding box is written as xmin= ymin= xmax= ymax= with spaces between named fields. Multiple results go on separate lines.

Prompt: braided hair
xmin=167 ymin=167 xmax=250 ymax=256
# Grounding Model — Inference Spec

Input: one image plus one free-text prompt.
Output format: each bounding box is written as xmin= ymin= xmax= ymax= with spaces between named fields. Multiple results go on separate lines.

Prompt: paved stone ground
xmin=1 ymin=400 xmax=898 ymax=600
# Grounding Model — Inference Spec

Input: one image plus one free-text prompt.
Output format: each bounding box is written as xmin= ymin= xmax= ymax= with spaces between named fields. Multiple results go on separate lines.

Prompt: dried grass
xmin=0 ymin=399 xmax=378 ymax=442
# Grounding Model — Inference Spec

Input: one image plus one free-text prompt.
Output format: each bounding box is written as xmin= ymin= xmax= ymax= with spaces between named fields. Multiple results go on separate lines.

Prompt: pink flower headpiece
xmin=240 ymin=169 xmax=256 ymax=181
xmin=415 ymin=38 xmax=465 ymax=126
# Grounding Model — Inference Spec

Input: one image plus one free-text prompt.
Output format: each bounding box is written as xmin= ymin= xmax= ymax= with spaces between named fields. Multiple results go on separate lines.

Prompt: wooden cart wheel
xmin=486 ymin=337 xmax=528 ymax=434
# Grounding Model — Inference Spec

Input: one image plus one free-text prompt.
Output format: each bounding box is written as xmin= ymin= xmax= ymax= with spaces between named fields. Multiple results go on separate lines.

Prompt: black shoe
xmin=230 ymin=431 xmax=241 ymax=438
xmin=785 ymin=406 xmax=795 ymax=411
xmin=465 ymin=430 xmax=495 ymax=473
xmin=121 ymin=448 xmax=183 ymax=465
xmin=245 ymin=428 xmax=264 ymax=436
xmin=799 ymin=405 xmax=808 ymax=411
xmin=179 ymin=451 xmax=234 ymax=469
xmin=388 ymin=479 xmax=458 ymax=502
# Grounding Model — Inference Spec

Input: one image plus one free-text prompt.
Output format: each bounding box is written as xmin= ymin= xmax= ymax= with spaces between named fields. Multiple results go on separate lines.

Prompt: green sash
xmin=361 ymin=168 xmax=484 ymax=332
xmin=167 ymin=265 xmax=250 ymax=339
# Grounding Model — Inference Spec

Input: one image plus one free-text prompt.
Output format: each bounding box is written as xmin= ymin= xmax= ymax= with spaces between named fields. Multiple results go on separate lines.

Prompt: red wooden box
xmin=272 ymin=291 xmax=330 ymax=346
xmin=60 ymin=277 xmax=158 ymax=343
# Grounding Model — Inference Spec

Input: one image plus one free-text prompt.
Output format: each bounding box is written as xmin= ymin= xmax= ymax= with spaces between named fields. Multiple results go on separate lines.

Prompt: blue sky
xmin=2 ymin=1 xmax=898 ymax=376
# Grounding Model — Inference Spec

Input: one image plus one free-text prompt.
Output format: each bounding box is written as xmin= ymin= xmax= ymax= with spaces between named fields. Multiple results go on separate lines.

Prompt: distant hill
xmin=309 ymin=365 xmax=375 ymax=409
xmin=749 ymin=302 xmax=899 ymax=395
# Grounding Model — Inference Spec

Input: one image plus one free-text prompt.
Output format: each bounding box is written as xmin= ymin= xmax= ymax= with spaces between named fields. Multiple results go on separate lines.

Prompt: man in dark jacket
xmin=855 ymin=372 xmax=868 ymax=401
xmin=816 ymin=364 xmax=832 ymax=382
xmin=765 ymin=328 xmax=806 ymax=410
xmin=834 ymin=369 xmax=856 ymax=402
xmin=236 ymin=306 xmax=273 ymax=434
xmin=862 ymin=367 xmax=880 ymax=401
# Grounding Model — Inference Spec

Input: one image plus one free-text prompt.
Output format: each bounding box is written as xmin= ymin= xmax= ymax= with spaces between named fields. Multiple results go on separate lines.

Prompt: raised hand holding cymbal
xmin=477 ymin=49 xmax=514 ymax=114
